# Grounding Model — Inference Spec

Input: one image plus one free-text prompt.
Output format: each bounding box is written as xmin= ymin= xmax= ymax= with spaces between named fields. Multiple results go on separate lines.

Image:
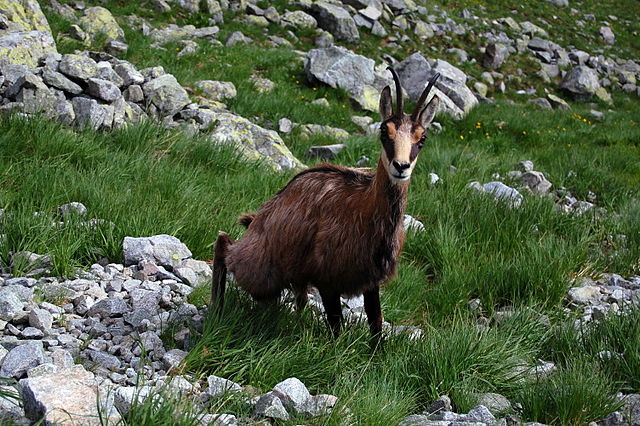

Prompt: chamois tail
xmin=211 ymin=231 xmax=233 ymax=312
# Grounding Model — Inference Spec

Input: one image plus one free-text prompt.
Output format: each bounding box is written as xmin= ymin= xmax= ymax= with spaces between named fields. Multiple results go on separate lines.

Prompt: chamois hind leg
xmin=293 ymin=284 xmax=308 ymax=312
xmin=364 ymin=286 xmax=383 ymax=348
xmin=319 ymin=291 xmax=342 ymax=337
xmin=211 ymin=231 xmax=233 ymax=313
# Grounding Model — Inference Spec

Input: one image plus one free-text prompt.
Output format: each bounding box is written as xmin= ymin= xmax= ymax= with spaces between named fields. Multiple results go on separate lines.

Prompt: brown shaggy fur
xmin=211 ymin=68 xmax=441 ymax=338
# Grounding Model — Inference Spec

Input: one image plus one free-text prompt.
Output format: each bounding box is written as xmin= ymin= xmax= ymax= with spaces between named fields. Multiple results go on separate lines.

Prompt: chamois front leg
xmin=211 ymin=231 xmax=233 ymax=313
xmin=364 ymin=287 xmax=383 ymax=345
xmin=320 ymin=291 xmax=342 ymax=337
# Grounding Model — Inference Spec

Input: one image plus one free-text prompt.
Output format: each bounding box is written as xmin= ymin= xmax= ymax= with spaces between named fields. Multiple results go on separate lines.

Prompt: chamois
xmin=211 ymin=68 xmax=441 ymax=338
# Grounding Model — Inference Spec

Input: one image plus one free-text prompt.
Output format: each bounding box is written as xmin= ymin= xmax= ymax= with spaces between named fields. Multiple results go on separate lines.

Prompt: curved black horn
xmin=387 ymin=67 xmax=403 ymax=117
xmin=411 ymin=72 xmax=441 ymax=121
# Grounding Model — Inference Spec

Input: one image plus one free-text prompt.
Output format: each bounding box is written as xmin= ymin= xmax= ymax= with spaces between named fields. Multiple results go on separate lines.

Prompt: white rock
xmin=273 ymin=377 xmax=311 ymax=413
xmin=207 ymin=375 xmax=241 ymax=398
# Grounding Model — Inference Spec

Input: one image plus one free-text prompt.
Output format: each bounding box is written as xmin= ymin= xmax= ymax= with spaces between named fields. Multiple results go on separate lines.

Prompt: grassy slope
xmin=1 ymin=0 xmax=640 ymax=424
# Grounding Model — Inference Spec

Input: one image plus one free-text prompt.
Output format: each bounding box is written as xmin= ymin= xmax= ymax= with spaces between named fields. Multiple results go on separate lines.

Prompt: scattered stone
xmin=0 ymin=342 xmax=46 ymax=379
xmin=207 ymin=375 xmax=242 ymax=398
xmin=143 ymin=74 xmax=191 ymax=117
xmin=273 ymin=377 xmax=311 ymax=412
xmin=599 ymin=26 xmax=615 ymax=45
xmin=483 ymin=182 xmax=523 ymax=207
xmin=123 ymin=234 xmax=192 ymax=268
xmin=254 ymin=392 xmax=290 ymax=421
xmin=482 ymin=43 xmax=509 ymax=69
xmin=194 ymin=80 xmax=237 ymax=102
xmin=522 ymin=171 xmax=552 ymax=194
xmin=58 ymin=54 xmax=98 ymax=81
xmin=560 ymin=66 xmax=601 ymax=100
xmin=403 ymin=214 xmax=425 ymax=232
xmin=307 ymin=144 xmax=346 ymax=160
xmin=310 ymin=2 xmax=360 ymax=43
xmin=280 ymin=10 xmax=317 ymax=30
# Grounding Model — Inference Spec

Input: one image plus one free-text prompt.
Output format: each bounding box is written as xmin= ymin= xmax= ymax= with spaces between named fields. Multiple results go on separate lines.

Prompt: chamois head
xmin=379 ymin=68 xmax=441 ymax=184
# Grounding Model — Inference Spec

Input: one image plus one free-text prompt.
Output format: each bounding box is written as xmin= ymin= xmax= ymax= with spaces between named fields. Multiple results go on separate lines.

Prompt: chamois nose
xmin=392 ymin=160 xmax=411 ymax=172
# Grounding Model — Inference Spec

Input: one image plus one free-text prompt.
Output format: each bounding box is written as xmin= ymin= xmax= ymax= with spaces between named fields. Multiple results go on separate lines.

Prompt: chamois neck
xmin=370 ymin=157 xmax=408 ymax=221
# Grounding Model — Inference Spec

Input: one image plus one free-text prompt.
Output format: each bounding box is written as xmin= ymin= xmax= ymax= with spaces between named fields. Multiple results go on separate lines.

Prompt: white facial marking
xmin=386 ymin=122 xmax=418 ymax=184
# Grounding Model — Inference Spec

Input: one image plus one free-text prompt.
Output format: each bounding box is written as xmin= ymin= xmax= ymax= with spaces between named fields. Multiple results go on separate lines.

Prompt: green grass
xmin=5 ymin=0 xmax=640 ymax=424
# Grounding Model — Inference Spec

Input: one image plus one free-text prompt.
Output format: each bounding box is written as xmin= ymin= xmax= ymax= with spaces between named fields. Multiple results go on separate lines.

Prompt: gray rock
xmin=114 ymin=63 xmax=145 ymax=86
xmin=0 ymin=0 xmax=58 ymax=68
xmin=599 ymin=26 xmax=615 ymax=44
xmin=310 ymin=2 xmax=359 ymax=43
xmin=194 ymin=80 xmax=236 ymax=101
xmin=307 ymin=144 xmax=346 ymax=160
xmin=21 ymin=327 xmax=44 ymax=339
xmin=522 ymin=171 xmax=552 ymax=194
xmin=114 ymin=385 xmax=153 ymax=416
xmin=4 ymin=73 xmax=46 ymax=98
xmin=304 ymin=46 xmax=378 ymax=111
xmin=560 ymin=66 xmax=601 ymax=100
xmin=123 ymin=234 xmax=192 ymax=268
xmin=59 ymin=201 xmax=88 ymax=218
xmin=280 ymin=10 xmax=317 ymax=30
xmin=86 ymin=78 xmax=121 ymax=102
xmin=399 ymin=414 xmax=449 ymax=425
xmin=86 ymin=297 xmax=128 ymax=318
xmin=162 ymin=349 xmax=188 ymax=371
xmin=254 ymin=392 xmax=289 ymax=421
xmin=85 ymin=349 xmax=121 ymax=370
xmin=279 ymin=118 xmax=293 ymax=133
xmin=466 ymin=405 xmax=496 ymax=423
xmin=0 ymin=342 xmax=46 ymax=379
xmin=50 ymin=349 xmax=75 ymax=369
xmin=482 ymin=43 xmax=508 ymax=69
xmin=426 ymin=395 xmax=452 ymax=414
xmin=142 ymin=74 xmax=191 ymax=117
xmin=300 ymin=394 xmax=338 ymax=416
xmin=517 ymin=160 xmax=534 ymax=173
xmin=568 ymin=285 xmax=601 ymax=304
xmin=124 ymin=84 xmax=144 ymax=103
xmin=529 ymin=98 xmax=553 ymax=109
xmin=547 ymin=94 xmax=570 ymax=110
xmin=51 ymin=99 xmax=76 ymax=125
xmin=483 ymin=182 xmax=523 ymax=207
xmin=78 ymin=6 xmax=126 ymax=43
xmin=395 ymin=53 xmax=477 ymax=117
xmin=273 ymin=377 xmax=311 ymax=413
xmin=20 ymin=365 xmax=117 ymax=424
xmin=28 ymin=308 xmax=53 ymax=332
xmin=225 ymin=31 xmax=251 ymax=46
xmin=474 ymin=393 xmax=511 ymax=414
xmin=71 ymin=97 xmax=108 ymax=131
xmin=58 ymin=54 xmax=99 ymax=81
xmin=403 ymin=214 xmax=425 ymax=232
xmin=207 ymin=112 xmax=304 ymax=172
xmin=27 ymin=363 xmax=58 ymax=377
xmin=173 ymin=258 xmax=212 ymax=287
xmin=0 ymin=289 xmax=23 ymax=321
xmin=207 ymin=375 xmax=242 ymax=398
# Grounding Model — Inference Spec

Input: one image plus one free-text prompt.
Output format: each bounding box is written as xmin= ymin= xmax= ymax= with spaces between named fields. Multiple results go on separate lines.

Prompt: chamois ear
xmin=417 ymin=95 xmax=440 ymax=129
xmin=379 ymin=86 xmax=393 ymax=121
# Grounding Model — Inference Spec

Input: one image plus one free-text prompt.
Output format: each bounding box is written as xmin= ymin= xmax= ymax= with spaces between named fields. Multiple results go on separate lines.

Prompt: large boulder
xmin=20 ymin=365 xmax=118 ymax=424
xmin=207 ymin=112 xmax=304 ymax=172
xmin=559 ymin=66 xmax=600 ymax=100
xmin=395 ymin=53 xmax=478 ymax=118
xmin=310 ymin=2 xmax=359 ymax=43
xmin=0 ymin=0 xmax=58 ymax=67
xmin=304 ymin=46 xmax=382 ymax=111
